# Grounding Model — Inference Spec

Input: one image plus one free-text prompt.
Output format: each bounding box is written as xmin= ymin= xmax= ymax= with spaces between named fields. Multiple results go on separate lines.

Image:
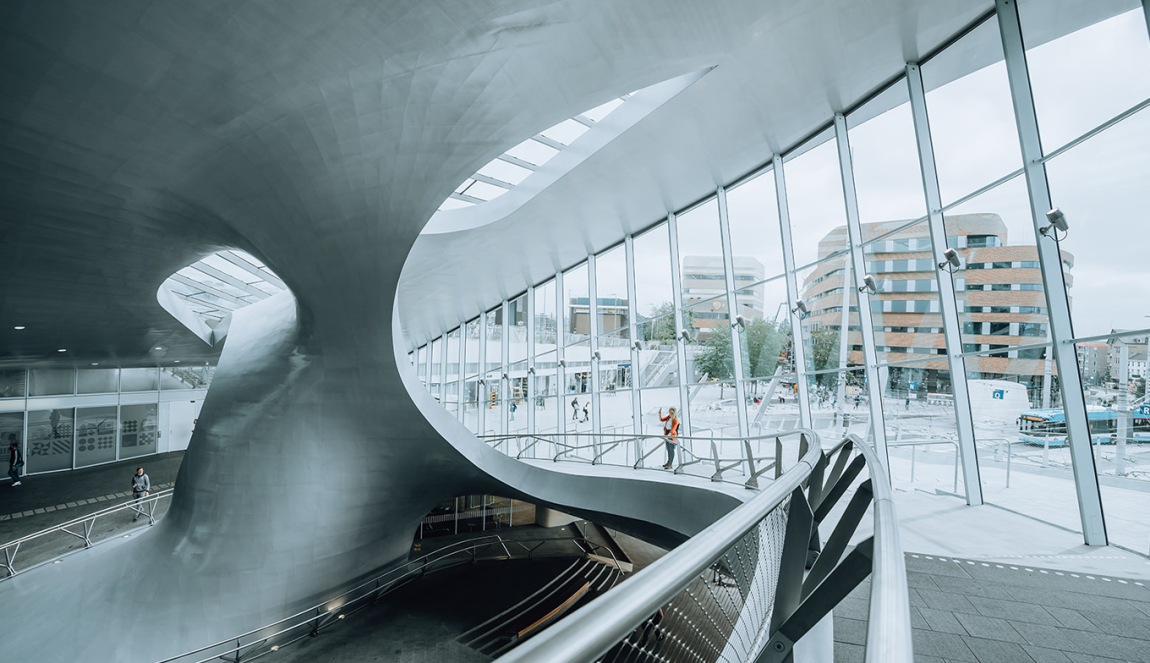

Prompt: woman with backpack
xmin=658 ymin=407 xmax=679 ymax=470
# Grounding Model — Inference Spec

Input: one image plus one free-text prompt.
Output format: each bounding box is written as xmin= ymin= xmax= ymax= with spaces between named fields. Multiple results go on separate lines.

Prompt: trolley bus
xmin=1018 ymin=406 xmax=1150 ymax=447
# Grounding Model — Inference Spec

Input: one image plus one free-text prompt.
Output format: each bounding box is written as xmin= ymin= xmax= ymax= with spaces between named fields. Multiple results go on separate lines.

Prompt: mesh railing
xmin=480 ymin=429 xmax=812 ymax=490
xmin=496 ymin=432 xmax=914 ymax=663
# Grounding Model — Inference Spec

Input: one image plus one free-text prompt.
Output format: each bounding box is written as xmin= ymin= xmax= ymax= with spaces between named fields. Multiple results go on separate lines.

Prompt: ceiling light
xmin=174 ymin=360 xmax=180 ymax=363
xmin=14 ymin=326 xmax=25 ymax=330
xmin=91 ymin=363 xmax=99 ymax=366
xmin=154 ymin=346 xmax=163 ymax=350
xmin=57 ymin=348 xmax=66 ymax=352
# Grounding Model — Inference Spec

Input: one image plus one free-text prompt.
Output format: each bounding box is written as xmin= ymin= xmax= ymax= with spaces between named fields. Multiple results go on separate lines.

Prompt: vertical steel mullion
xmin=588 ymin=254 xmax=602 ymax=445
xmin=556 ymin=270 xmax=566 ymax=442
xmin=774 ymin=158 xmax=813 ymax=428
xmin=666 ymin=212 xmax=693 ymax=437
xmin=438 ymin=336 xmax=448 ymax=407
xmin=477 ymin=314 xmax=487 ymax=436
xmin=996 ymin=0 xmax=1105 ymax=544
xmin=458 ymin=325 xmax=467 ymax=424
xmin=717 ymin=186 xmax=750 ymax=440
xmin=906 ymin=62 xmax=984 ymax=506
xmin=1144 ymin=0 xmax=1150 ymax=42
xmin=833 ymin=113 xmax=890 ymax=468
xmin=501 ymin=300 xmax=510 ymax=437
xmin=527 ymin=286 xmax=536 ymax=442
xmin=625 ymin=235 xmax=642 ymax=443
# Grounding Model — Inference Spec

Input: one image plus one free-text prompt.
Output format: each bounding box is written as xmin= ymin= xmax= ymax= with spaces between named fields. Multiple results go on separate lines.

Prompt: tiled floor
xmin=835 ymin=553 xmax=1150 ymax=663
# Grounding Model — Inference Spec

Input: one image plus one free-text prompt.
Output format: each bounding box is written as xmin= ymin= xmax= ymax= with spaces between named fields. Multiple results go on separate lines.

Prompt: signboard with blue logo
xmin=992 ymin=389 xmax=1005 ymax=400
xmin=908 ymin=381 xmax=918 ymax=391
xmin=1137 ymin=403 xmax=1150 ymax=417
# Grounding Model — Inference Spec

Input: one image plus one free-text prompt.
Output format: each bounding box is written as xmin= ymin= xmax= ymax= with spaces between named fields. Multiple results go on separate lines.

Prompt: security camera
xmin=938 ymin=248 xmax=961 ymax=272
xmin=527 ymin=366 xmax=535 ymax=375
xmin=501 ymin=372 xmax=509 ymax=381
xmin=633 ymin=340 xmax=643 ymax=351
xmin=858 ymin=274 xmax=878 ymax=295
xmin=558 ymin=359 xmax=567 ymax=368
xmin=731 ymin=314 xmax=746 ymax=330
xmin=792 ymin=300 xmax=809 ymax=316
xmin=1041 ymin=208 xmax=1069 ymax=238
xmin=593 ymin=350 xmax=602 ymax=361
xmin=678 ymin=329 xmax=690 ymax=342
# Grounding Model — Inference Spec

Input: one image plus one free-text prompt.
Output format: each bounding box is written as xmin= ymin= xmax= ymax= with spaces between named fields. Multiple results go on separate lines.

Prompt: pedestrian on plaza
xmin=510 ymin=400 xmax=517 ymax=421
xmin=581 ymin=402 xmax=590 ymax=423
xmin=131 ymin=467 xmax=151 ymax=522
xmin=571 ymin=397 xmax=580 ymax=420
xmin=905 ymin=396 xmax=910 ymax=410
xmin=659 ymin=407 xmax=679 ymax=470
xmin=8 ymin=435 xmax=23 ymax=487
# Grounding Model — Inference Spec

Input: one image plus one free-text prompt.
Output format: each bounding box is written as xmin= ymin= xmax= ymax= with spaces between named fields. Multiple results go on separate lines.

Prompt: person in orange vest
xmin=659 ymin=407 xmax=679 ymax=470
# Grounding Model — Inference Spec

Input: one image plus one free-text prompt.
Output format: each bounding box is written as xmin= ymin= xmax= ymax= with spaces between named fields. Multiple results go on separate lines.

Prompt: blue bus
xmin=1018 ymin=406 xmax=1150 ymax=447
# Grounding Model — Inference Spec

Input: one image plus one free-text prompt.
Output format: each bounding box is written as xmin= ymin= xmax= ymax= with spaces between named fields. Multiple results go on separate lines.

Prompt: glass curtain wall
xmin=408 ymin=1 xmax=1150 ymax=551
xmin=507 ymin=295 xmax=529 ymax=435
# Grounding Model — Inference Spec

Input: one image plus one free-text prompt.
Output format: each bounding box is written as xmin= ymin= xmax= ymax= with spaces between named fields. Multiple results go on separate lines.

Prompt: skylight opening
xmin=159 ymin=250 xmax=286 ymax=330
xmin=438 ymin=95 xmax=629 ymax=211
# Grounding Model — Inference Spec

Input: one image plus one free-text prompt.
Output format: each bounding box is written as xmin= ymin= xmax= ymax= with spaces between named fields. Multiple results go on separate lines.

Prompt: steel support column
xmin=556 ymin=269 xmax=567 ymax=441
xmin=906 ymin=62 xmax=984 ymax=506
xmin=774 ymin=157 xmax=813 ymax=428
xmin=526 ymin=285 xmax=536 ymax=444
xmin=625 ymin=235 xmax=643 ymax=445
xmin=833 ymin=113 xmax=889 ymax=469
xmin=501 ymin=299 xmax=510 ymax=436
xmin=438 ymin=335 xmax=448 ymax=406
xmin=718 ymin=186 xmax=750 ymax=439
xmin=996 ymin=0 xmax=1106 ymax=544
xmin=477 ymin=312 xmax=487 ymax=436
xmin=588 ymin=253 xmax=602 ymax=447
xmin=667 ymin=212 xmax=693 ymax=438
xmin=457 ymin=324 xmax=467 ymax=424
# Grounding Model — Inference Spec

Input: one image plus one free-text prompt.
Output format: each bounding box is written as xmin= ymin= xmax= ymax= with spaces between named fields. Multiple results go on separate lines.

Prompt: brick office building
xmin=800 ymin=214 xmax=1071 ymax=404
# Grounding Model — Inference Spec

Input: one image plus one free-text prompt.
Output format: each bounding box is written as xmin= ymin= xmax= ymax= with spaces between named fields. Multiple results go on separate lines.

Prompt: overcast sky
xmin=620 ymin=7 xmax=1150 ymax=342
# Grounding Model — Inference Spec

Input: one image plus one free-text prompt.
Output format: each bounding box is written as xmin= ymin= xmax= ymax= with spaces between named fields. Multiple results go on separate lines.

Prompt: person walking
xmin=571 ymin=397 xmax=580 ymax=421
xmin=509 ymin=400 xmax=517 ymax=421
xmin=8 ymin=436 xmax=23 ymax=486
xmin=659 ymin=407 xmax=679 ymax=470
xmin=131 ymin=467 xmax=151 ymax=522
xmin=581 ymin=401 xmax=590 ymax=423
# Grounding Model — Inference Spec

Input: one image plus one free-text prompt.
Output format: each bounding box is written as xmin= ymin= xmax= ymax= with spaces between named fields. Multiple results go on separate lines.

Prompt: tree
xmin=696 ymin=327 xmax=735 ymax=382
xmin=645 ymin=301 xmax=693 ymax=343
xmin=743 ymin=318 xmax=789 ymax=379
xmin=810 ymin=327 xmax=841 ymax=387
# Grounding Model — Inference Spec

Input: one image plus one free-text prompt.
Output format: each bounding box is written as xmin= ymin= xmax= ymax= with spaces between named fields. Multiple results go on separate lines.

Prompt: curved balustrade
xmin=493 ymin=431 xmax=914 ymax=663
xmin=480 ymin=429 xmax=813 ymax=490
xmin=1 ymin=488 xmax=173 ymax=580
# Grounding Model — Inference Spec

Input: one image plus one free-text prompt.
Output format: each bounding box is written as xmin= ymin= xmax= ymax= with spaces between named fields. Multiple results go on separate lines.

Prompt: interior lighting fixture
xmin=337 ymin=614 xmax=345 ymax=620
xmin=57 ymin=348 xmax=66 ymax=352
xmin=792 ymin=300 xmax=809 ymax=316
xmin=270 ymin=646 xmax=279 ymax=652
xmin=154 ymin=346 xmax=163 ymax=350
xmin=91 ymin=363 xmax=99 ymax=366
xmin=14 ymin=326 xmax=25 ymax=330
xmin=858 ymin=275 xmax=878 ymax=295
xmin=1040 ymin=208 xmax=1069 ymax=239
xmin=174 ymin=360 xmax=181 ymax=363
xmin=938 ymin=248 xmax=961 ymax=273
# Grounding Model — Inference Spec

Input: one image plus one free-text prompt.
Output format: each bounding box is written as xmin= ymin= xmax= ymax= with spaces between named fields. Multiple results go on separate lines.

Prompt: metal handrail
xmin=480 ymin=428 xmax=813 ymax=489
xmin=495 ymin=432 xmax=825 ymax=663
xmin=1 ymin=488 xmax=174 ymax=579
xmin=152 ymin=534 xmax=625 ymax=663
xmin=843 ymin=433 xmax=914 ymax=663
xmin=495 ymin=431 xmax=913 ymax=663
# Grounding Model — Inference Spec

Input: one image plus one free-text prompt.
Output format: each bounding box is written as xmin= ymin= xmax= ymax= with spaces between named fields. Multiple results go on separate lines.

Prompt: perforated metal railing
xmin=495 ymin=432 xmax=914 ymax=663
xmin=480 ymin=429 xmax=811 ymax=490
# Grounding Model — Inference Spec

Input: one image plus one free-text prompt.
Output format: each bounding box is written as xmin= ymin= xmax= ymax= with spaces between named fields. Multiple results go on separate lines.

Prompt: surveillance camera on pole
xmin=858 ymin=274 xmax=878 ymax=295
xmin=1040 ymin=207 xmax=1069 ymax=239
xmin=633 ymin=339 xmax=643 ymax=351
xmin=792 ymin=300 xmax=809 ymax=316
xmin=731 ymin=314 xmax=745 ymax=330
xmin=938 ymin=247 xmax=961 ymax=273
xmin=593 ymin=350 xmax=601 ymax=361
xmin=679 ymin=329 xmax=690 ymax=343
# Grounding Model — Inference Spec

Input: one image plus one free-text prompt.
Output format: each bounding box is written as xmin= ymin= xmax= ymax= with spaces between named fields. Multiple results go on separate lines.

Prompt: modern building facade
xmin=4 ymin=1 xmax=1150 ymax=661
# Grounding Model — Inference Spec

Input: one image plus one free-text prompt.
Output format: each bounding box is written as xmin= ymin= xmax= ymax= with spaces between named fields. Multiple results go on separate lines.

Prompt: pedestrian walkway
xmin=835 ymin=552 xmax=1150 ymax=663
xmin=0 ymin=451 xmax=184 ymax=544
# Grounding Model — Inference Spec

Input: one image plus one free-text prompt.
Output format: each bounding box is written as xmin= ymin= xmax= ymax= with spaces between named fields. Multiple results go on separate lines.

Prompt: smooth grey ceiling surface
xmin=0 ymin=0 xmax=999 ymax=365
